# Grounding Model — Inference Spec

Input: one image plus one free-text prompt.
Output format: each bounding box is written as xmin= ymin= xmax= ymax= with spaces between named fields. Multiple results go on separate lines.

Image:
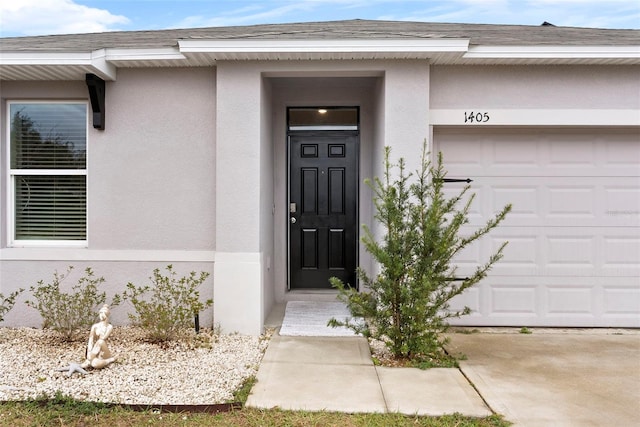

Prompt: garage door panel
xmin=455 ymin=226 xmax=639 ymax=278
xmin=603 ymin=236 xmax=640 ymax=265
xmin=452 ymin=237 xmax=482 ymax=265
xmin=450 ymin=278 xmax=543 ymax=323
xmin=491 ymin=184 xmax=539 ymax=222
xmin=437 ymin=129 xmax=639 ymax=177
xmin=602 ymin=235 xmax=640 ymax=276
xmin=452 ymin=233 xmax=538 ymax=274
xmin=444 ymin=165 xmax=637 ymax=177
xmin=546 ymin=285 xmax=595 ymax=316
xmin=603 ymin=286 xmax=640 ymax=317
xmin=604 ymin=187 xmax=640 ymax=223
xmin=548 ymin=186 xmax=596 ymax=218
xmin=548 ymin=136 xmax=597 ymax=166
xmin=490 ymin=235 xmax=538 ymax=269
xmin=455 ymin=178 xmax=638 ymax=228
xmin=490 ymin=285 xmax=538 ymax=317
xmin=442 ymin=186 xmax=484 ymax=219
xmin=448 ymin=286 xmax=482 ymax=319
xmin=490 ymin=138 xmax=540 ymax=167
xmin=546 ymin=236 xmax=596 ymax=268
xmin=604 ymin=134 xmax=640 ymax=166
xmin=436 ymin=127 xmax=639 ymax=327
xmin=449 ymin=277 xmax=640 ymax=327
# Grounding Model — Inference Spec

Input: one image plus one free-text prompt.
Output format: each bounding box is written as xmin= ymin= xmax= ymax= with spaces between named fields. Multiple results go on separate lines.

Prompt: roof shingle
xmin=1 ymin=19 xmax=638 ymax=52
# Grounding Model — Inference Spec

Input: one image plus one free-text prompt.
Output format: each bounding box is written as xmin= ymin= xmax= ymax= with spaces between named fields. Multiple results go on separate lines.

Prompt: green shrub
xmin=330 ymin=142 xmax=511 ymax=364
xmin=25 ymin=267 xmax=120 ymax=340
xmin=123 ymin=265 xmax=212 ymax=343
xmin=0 ymin=288 xmax=24 ymax=322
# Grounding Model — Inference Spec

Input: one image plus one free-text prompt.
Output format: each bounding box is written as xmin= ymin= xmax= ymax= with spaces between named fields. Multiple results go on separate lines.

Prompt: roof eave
xmin=0 ymin=50 xmax=117 ymax=80
xmin=465 ymin=45 xmax=640 ymax=59
xmin=1 ymin=40 xmax=638 ymax=81
xmin=178 ymin=38 xmax=470 ymax=53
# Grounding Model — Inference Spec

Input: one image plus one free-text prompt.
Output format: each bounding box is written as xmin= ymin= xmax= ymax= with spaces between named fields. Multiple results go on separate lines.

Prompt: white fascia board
xmin=0 ymin=51 xmax=93 ymax=65
xmin=90 ymin=49 xmax=117 ymax=80
xmin=465 ymin=45 xmax=640 ymax=59
xmin=178 ymin=38 xmax=470 ymax=54
xmin=0 ymin=50 xmax=117 ymax=80
xmin=104 ymin=47 xmax=185 ymax=62
xmin=0 ymin=47 xmax=186 ymax=81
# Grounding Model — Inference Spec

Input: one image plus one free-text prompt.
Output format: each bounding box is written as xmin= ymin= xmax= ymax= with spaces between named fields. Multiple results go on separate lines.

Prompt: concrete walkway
xmin=247 ymin=326 xmax=640 ymax=426
xmin=246 ymin=333 xmax=491 ymax=416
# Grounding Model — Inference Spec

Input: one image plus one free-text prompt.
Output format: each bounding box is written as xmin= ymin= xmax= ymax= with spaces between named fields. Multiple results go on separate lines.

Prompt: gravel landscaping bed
xmin=0 ymin=327 xmax=270 ymax=405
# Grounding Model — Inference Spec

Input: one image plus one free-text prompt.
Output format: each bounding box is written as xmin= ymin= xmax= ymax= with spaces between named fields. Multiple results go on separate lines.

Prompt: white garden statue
xmin=81 ymin=304 xmax=117 ymax=369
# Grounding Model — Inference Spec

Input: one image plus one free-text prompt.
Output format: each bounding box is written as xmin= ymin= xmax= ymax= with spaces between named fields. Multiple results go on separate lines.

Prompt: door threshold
xmin=284 ymin=289 xmax=341 ymax=302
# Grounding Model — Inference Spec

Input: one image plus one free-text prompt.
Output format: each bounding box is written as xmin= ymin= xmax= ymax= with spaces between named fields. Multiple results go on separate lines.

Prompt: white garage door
xmin=435 ymin=127 xmax=640 ymax=327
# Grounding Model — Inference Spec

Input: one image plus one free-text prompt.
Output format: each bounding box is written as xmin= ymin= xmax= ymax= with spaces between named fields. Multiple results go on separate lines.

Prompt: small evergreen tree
xmin=330 ymin=142 xmax=511 ymax=364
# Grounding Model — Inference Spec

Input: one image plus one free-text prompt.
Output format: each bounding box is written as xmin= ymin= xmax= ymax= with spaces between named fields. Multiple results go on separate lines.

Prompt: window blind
xmin=10 ymin=103 xmax=87 ymax=242
xmin=11 ymin=103 xmax=86 ymax=169
xmin=14 ymin=175 xmax=87 ymax=240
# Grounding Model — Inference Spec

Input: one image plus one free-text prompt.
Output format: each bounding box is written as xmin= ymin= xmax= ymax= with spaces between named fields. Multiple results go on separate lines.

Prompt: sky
xmin=1 ymin=0 xmax=639 ymax=38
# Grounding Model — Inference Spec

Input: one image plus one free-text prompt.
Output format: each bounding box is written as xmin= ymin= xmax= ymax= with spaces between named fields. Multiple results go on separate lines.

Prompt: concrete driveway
xmin=447 ymin=330 xmax=640 ymax=427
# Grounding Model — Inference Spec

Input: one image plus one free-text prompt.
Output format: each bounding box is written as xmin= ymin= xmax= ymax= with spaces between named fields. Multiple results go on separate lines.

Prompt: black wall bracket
xmin=85 ymin=73 xmax=105 ymax=130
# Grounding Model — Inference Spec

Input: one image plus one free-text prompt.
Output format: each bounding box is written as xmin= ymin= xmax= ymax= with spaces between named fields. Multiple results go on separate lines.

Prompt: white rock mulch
xmin=0 ymin=327 xmax=270 ymax=405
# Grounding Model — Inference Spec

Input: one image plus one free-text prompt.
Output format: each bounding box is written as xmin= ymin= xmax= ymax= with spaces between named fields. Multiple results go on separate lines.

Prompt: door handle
xmin=290 ymin=217 xmax=297 ymax=224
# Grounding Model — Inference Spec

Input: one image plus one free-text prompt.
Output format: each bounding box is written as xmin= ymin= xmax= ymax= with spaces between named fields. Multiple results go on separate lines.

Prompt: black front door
xmin=288 ymin=132 xmax=358 ymax=289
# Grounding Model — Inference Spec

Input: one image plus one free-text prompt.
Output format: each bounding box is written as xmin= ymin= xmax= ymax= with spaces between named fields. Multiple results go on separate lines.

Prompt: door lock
xmin=290 ymin=217 xmax=297 ymax=224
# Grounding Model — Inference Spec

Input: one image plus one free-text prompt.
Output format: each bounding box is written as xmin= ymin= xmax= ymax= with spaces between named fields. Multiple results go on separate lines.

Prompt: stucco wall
xmin=381 ymin=61 xmax=430 ymax=173
xmin=0 ymin=261 xmax=214 ymax=327
xmin=91 ymin=67 xmax=216 ymax=250
xmin=365 ymin=61 xmax=431 ymax=283
xmin=213 ymin=61 xmax=265 ymax=334
xmin=260 ymin=75 xmax=275 ymax=331
xmin=0 ymin=60 xmax=433 ymax=333
xmin=430 ymin=65 xmax=640 ymax=109
xmin=0 ymin=68 xmax=216 ymax=328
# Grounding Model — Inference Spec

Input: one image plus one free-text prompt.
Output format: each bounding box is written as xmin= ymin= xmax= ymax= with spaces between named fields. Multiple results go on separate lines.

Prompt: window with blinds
xmin=9 ymin=102 xmax=87 ymax=244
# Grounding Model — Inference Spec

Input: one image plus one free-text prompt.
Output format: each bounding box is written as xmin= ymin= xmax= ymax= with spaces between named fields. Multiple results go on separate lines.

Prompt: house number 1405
xmin=464 ymin=112 xmax=490 ymax=123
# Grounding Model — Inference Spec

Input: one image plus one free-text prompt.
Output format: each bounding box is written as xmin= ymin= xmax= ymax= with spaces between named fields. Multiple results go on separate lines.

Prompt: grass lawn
xmin=0 ymin=397 xmax=511 ymax=426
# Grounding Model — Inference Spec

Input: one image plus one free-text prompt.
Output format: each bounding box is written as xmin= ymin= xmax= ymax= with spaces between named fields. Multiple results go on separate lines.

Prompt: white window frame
xmin=6 ymin=100 xmax=89 ymax=248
